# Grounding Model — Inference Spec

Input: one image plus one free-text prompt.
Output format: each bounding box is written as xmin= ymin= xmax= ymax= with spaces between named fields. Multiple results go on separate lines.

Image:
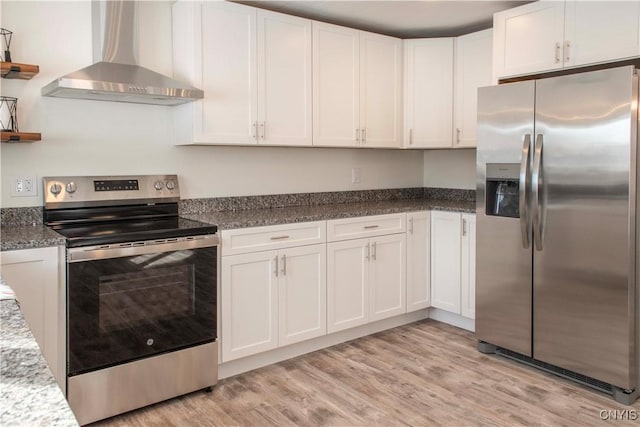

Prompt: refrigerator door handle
xmin=532 ymin=134 xmax=544 ymax=251
xmin=519 ymin=134 xmax=532 ymax=248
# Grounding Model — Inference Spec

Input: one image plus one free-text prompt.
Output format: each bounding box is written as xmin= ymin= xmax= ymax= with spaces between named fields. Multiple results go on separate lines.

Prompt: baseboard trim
xmin=428 ymin=308 xmax=475 ymax=332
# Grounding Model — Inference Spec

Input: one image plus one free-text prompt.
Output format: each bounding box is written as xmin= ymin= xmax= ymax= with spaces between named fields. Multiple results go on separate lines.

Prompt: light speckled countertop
xmin=0 ymin=225 xmax=65 ymax=251
xmin=0 ymin=278 xmax=78 ymax=426
xmin=183 ymin=198 xmax=475 ymax=230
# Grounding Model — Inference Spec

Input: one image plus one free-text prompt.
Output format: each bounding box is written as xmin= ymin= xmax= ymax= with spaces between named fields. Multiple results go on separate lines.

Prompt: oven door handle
xmin=67 ymin=234 xmax=219 ymax=263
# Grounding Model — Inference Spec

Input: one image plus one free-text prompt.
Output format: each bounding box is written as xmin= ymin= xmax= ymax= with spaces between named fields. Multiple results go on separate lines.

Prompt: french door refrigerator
xmin=476 ymin=65 xmax=639 ymax=404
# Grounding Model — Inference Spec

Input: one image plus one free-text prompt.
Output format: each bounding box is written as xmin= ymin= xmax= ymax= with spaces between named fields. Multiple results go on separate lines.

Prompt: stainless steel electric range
xmin=43 ymin=175 xmax=219 ymax=425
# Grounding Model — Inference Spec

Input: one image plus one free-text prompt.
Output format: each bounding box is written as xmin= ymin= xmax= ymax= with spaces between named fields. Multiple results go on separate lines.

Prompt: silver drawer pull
xmin=363 ymin=225 xmax=379 ymax=229
xmin=270 ymin=235 xmax=290 ymax=240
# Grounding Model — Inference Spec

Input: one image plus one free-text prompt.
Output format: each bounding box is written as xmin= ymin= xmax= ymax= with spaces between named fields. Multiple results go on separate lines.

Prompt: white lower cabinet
xmin=430 ymin=211 xmax=476 ymax=319
xmin=221 ymin=210 xmax=473 ymax=364
xmin=327 ymin=238 xmax=369 ymax=331
xmin=406 ymin=211 xmax=430 ymax=312
xmin=221 ymin=222 xmax=327 ymax=362
xmin=278 ymin=244 xmax=327 ymax=346
xmin=222 ymin=250 xmax=279 ymax=361
xmin=369 ymin=233 xmax=406 ymax=321
xmin=460 ymin=213 xmax=476 ymax=319
xmin=0 ymin=246 xmax=65 ymax=386
xmin=327 ymin=214 xmax=406 ymax=333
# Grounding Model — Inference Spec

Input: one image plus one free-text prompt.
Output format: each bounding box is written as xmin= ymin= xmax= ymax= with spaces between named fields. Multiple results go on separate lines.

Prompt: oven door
xmin=67 ymin=235 xmax=218 ymax=376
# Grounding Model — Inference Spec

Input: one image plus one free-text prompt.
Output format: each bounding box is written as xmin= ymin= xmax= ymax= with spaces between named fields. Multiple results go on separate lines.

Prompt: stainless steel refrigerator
xmin=476 ymin=65 xmax=639 ymax=404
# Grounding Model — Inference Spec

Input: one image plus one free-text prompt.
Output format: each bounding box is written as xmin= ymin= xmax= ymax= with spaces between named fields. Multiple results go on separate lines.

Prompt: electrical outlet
xmin=351 ymin=168 xmax=361 ymax=184
xmin=11 ymin=176 xmax=37 ymax=197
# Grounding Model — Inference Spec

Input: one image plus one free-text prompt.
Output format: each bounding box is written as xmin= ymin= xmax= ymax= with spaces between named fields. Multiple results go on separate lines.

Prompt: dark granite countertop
xmin=0 ymin=278 xmax=79 ymax=426
xmin=0 ymin=225 xmax=66 ymax=252
xmin=183 ymin=198 xmax=475 ymax=230
xmin=0 ymin=198 xmax=474 ymax=249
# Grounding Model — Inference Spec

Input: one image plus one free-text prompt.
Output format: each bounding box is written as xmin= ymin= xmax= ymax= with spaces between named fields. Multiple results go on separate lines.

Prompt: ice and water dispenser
xmin=485 ymin=163 xmax=520 ymax=218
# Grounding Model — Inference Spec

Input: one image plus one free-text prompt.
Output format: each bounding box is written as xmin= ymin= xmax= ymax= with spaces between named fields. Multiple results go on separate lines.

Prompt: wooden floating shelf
xmin=1 ymin=131 xmax=42 ymax=143
xmin=1 ymin=62 xmax=40 ymax=79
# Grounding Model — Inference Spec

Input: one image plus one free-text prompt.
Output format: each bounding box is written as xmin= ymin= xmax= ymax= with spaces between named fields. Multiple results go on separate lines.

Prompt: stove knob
xmin=154 ymin=180 xmax=164 ymax=190
xmin=50 ymin=183 xmax=62 ymax=195
xmin=165 ymin=180 xmax=176 ymax=190
xmin=66 ymin=182 xmax=77 ymax=194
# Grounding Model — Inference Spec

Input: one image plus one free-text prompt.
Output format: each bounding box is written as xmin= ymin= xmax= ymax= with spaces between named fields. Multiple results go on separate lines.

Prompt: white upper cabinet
xmin=173 ymin=1 xmax=256 ymax=145
xmin=403 ymin=38 xmax=454 ymax=148
xmin=313 ymin=22 xmax=403 ymax=148
xmin=312 ymin=23 xmax=360 ymax=147
xmin=173 ymin=2 xmax=312 ymax=146
xmin=494 ymin=1 xmax=640 ymax=79
xmin=453 ymin=29 xmax=493 ymax=148
xmin=359 ymin=31 xmax=404 ymax=148
xmin=493 ymin=1 xmax=565 ymax=79
xmin=563 ymin=1 xmax=640 ymax=68
xmin=257 ymin=10 xmax=313 ymax=146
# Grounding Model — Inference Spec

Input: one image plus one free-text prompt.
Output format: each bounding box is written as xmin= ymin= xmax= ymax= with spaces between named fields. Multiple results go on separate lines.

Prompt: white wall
xmin=0 ymin=1 xmax=424 ymax=208
xmin=423 ymin=148 xmax=476 ymax=189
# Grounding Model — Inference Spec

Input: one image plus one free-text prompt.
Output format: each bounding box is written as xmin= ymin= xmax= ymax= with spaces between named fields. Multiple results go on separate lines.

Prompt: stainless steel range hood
xmin=41 ymin=1 xmax=203 ymax=106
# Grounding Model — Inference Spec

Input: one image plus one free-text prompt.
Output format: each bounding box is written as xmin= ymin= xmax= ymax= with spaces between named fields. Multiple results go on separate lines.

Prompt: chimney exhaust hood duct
xmin=41 ymin=1 xmax=203 ymax=106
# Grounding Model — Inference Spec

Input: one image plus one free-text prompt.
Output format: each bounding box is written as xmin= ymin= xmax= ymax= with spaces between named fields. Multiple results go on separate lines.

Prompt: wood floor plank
xmin=94 ymin=319 xmax=640 ymax=426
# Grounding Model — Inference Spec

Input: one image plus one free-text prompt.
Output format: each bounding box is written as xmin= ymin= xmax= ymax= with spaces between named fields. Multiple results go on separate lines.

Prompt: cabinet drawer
xmin=327 ymin=213 xmax=406 ymax=242
xmin=221 ymin=221 xmax=326 ymax=255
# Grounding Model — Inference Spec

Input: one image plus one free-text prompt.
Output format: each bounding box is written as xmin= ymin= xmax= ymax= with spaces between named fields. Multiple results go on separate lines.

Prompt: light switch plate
xmin=351 ymin=168 xmax=361 ymax=184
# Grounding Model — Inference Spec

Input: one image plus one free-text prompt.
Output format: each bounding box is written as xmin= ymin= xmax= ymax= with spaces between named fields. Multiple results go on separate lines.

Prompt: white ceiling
xmin=235 ymin=0 xmax=532 ymax=38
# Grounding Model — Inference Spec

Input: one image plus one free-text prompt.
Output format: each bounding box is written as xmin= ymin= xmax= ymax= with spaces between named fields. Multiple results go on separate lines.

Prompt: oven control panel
xmin=94 ymin=179 xmax=140 ymax=192
xmin=43 ymin=175 xmax=180 ymax=208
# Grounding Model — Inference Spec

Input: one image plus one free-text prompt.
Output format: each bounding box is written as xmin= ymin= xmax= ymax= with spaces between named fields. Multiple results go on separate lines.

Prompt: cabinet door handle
xmin=409 ymin=217 xmax=414 ymax=234
xmin=462 ymin=219 xmax=467 ymax=236
xmin=252 ymin=122 xmax=257 ymax=140
xmin=281 ymin=254 xmax=286 ymax=276
xmin=274 ymin=255 xmax=279 ymax=277
xmin=356 ymin=128 xmax=360 ymax=144
xmin=456 ymin=128 xmax=461 ymax=144
xmin=363 ymin=225 xmax=379 ymax=229
xmin=564 ymin=40 xmax=571 ymax=62
xmin=270 ymin=235 xmax=290 ymax=241
xmin=409 ymin=128 xmax=413 ymax=145
xmin=372 ymin=241 xmax=377 ymax=261
xmin=365 ymin=242 xmax=370 ymax=261
xmin=361 ymin=128 xmax=366 ymax=144
xmin=260 ymin=122 xmax=265 ymax=139
xmin=554 ymin=42 xmax=561 ymax=63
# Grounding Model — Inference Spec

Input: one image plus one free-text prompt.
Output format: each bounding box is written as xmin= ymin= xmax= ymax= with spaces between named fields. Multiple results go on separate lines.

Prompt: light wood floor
xmin=95 ymin=319 xmax=640 ymax=426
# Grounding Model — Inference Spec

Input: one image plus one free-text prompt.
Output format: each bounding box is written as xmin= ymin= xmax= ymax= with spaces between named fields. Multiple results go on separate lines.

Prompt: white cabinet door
xmin=404 ymin=38 xmax=453 ymax=148
xmin=563 ymin=1 xmax=640 ymax=68
xmin=313 ymin=22 xmax=360 ymax=147
xmin=406 ymin=211 xmax=430 ymax=312
xmin=493 ymin=1 xmax=565 ymax=79
xmin=454 ymin=29 xmax=492 ymax=148
xmin=257 ymin=10 xmax=312 ymax=146
xmin=460 ymin=214 xmax=476 ymax=319
xmin=369 ymin=233 xmax=406 ymax=322
xmin=222 ymin=251 xmax=278 ymax=361
xmin=430 ymin=211 xmax=462 ymax=314
xmin=327 ymin=239 xmax=369 ymax=332
xmin=278 ymin=244 xmax=327 ymax=346
xmin=1 ymin=246 xmax=63 ymax=385
xmin=195 ymin=1 xmax=257 ymax=144
xmin=360 ymin=31 xmax=403 ymax=148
